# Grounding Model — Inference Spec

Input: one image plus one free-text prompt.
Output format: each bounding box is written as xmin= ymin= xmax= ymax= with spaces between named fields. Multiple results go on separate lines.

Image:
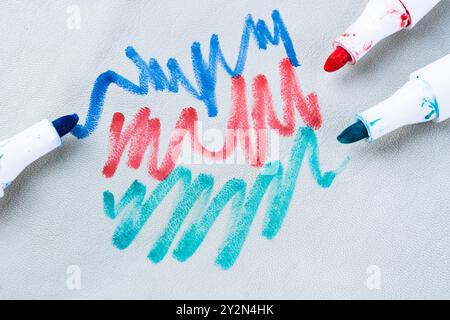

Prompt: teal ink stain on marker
xmin=103 ymin=127 xmax=349 ymax=269
xmin=424 ymin=111 xmax=435 ymax=120
xmin=421 ymin=97 xmax=439 ymax=120
xmin=369 ymin=118 xmax=382 ymax=126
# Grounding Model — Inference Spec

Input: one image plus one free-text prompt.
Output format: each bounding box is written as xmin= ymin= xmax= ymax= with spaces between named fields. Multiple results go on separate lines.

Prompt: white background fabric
xmin=0 ymin=0 xmax=449 ymax=299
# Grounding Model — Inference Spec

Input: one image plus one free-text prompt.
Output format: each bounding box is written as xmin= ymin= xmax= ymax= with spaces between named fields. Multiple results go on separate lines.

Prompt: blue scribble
xmin=72 ymin=10 xmax=299 ymax=139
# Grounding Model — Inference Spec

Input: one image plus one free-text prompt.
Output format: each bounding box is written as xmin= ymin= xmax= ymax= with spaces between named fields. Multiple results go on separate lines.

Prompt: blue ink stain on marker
xmin=71 ymin=10 xmax=299 ymax=139
xmin=103 ymin=127 xmax=349 ymax=269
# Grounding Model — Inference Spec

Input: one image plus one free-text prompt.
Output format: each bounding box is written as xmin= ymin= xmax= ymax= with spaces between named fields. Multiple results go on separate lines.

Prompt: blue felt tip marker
xmin=0 ymin=114 xmax=79 ymax=198
xmin=338 ymin=54 xmax=450 ymax=144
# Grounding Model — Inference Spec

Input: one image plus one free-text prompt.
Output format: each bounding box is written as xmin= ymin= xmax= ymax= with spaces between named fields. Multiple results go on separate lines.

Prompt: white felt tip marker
xmin=338 ymin=54 xmax=450 ymax=144
xmin=324 ymin=0 xmax=441 ymax=72
xmin=0 ymin=114 xmax=79 ymax=198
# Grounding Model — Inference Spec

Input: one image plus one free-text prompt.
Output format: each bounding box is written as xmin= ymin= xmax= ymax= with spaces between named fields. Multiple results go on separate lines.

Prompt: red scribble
xmin=102 ymin=58 xmax=322 ymax=181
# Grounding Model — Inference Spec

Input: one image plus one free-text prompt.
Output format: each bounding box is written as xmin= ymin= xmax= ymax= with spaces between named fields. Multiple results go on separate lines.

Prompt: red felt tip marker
xmin=324 ymin=0 xmax=441 ymax=72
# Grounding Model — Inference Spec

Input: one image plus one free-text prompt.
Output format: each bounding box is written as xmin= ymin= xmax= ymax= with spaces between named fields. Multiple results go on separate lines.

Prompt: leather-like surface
xmin=0 ymin=0 xmax=449 ymax=299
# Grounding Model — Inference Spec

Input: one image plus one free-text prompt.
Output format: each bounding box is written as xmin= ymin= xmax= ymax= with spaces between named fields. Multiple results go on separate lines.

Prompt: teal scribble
xmin=421 ymin=97 xmax=439 ymax=120
xmin=369 ymin=118 xmax=382 ymax=126
xmin=103 ymin=127 xmax=349 ymax=269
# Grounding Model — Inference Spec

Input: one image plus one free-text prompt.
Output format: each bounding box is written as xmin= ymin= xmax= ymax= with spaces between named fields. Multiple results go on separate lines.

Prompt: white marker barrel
xmin=334 ymin=0 xmax=441 ymax=64
xmin=357 ymin=54 xmax=450 ymax=141
xmin=0 ymin=120 xmax=61 ymax=197
xmin=401 ymin=0 xmax=441 ymax=28
xmin=411 ymin=54 xmax=450 ymax=122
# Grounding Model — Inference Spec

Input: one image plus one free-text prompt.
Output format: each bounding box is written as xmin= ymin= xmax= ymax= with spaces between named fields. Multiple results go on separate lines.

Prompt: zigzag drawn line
xmin=72 ymin=10 xmax=299 ymax=139
xmin=103 ymin=127 xmax=349 ymax=269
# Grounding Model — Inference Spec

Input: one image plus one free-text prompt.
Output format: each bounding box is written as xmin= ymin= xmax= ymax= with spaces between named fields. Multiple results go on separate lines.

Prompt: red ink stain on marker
xmin=386 ymin=8 xmax=399 ymax=15
xmin=363 ymin=41 xmax=373 ymax=52
xmin=400 ymin=13 xmax=409 ymax=28
xmin=386 ymin=7 xmax=410 ymax=28
xmin=324 ymin=46 xmax=352 ymax=72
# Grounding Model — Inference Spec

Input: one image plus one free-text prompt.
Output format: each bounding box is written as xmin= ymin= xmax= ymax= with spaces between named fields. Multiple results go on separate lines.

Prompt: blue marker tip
xmin=52 ymin=114 xmax=79 ymax=138
xmin=337 ymin=120 xmax=369 ymax=144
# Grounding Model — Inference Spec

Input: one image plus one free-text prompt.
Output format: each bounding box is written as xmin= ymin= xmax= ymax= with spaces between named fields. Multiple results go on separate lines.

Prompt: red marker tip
xmin=324 ymin=47 xmax=352 ymax=72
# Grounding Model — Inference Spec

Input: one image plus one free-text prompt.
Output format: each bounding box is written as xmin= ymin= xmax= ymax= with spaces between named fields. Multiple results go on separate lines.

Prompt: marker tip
xmin=337 ymin=120 xmax=369 ymax=144
xmin=52 ymin=114 xmax=79 ymax=138
xmin=324 ymin=47 xmax=352 ymax=72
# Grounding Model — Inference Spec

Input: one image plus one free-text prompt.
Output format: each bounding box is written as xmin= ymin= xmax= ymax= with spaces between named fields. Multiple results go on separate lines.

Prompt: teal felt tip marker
xmin=338 ymin=54 xmax=450 ymax=144
xmin=0 ymin=114 xmax=79 ymax=198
